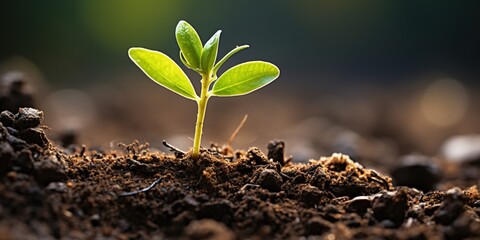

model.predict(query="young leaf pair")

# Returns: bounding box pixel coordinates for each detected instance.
[129,20,280,158]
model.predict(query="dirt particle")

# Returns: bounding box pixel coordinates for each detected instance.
[127,158,152,174]
[325,154,349,172]
[14,108,43,130]
[102,226,113,236]
[310,168,329,190]
[256,169,283,192]
[66,181,74,188]
[300,185,324,207]
[183,219,235,240]
[372,190,409,227]
[33,157,66,185]
[90,214,101,227]
[247,147,270,165]
[0,141,14,173]
[379,219,396,228]
[6,127,17,136]
[443,211,480,239]
[306,216,332,235]
[14,150,34,172]
[0,123,7,140]
[0,111,15,127]
[112,184,122,191]
[267,140,286,165]
[199,199,234,222]
[346,196,373,215]
[46,182,68,192]
[434,187,465,225]
[168,195,199,218]
[6,171,17,181]
[63,210,73,218]
[6,133,27,150]
[19,127,48,147]
[292,172,306,184]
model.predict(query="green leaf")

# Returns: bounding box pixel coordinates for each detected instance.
[201,30,221,75]
[179,50,190,68]
[129,47,198,100]
[213,45,249,76]
[211,61,280,97]
[175,20,203,69]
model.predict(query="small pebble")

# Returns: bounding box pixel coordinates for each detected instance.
[90,214,101,227]
[441,135,480,164]
[14,108,43,130]
[391,154,441,192]
[66,181,74,188]
[46,182,67,192]
[446,187,463,197]
[63,210,73,218]
[380,219,396,228]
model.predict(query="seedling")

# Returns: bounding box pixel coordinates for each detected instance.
[129,20,280,159]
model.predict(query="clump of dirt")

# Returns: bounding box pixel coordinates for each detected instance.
[0,72,35,113]
[1,108,480,239]
[0,108,65,184]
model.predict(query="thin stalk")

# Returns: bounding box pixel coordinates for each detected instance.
[192,74,211,159]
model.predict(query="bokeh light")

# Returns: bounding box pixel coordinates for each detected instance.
[420,79,468,127]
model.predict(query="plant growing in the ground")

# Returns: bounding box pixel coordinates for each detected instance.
[128,20,280,159]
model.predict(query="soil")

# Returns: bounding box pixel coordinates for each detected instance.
[1,74,480,240]
[1,107,480,240]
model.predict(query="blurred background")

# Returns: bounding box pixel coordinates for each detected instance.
[1,1,480,172]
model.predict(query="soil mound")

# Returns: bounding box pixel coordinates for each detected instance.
[1,108,480,239]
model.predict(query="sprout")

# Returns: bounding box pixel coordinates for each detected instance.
[128,20,280,159]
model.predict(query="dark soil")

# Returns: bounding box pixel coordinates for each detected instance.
[1,108,480,239]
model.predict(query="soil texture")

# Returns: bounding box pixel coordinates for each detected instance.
[1,108,480,239]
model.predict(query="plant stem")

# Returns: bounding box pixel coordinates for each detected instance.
[192,74,210,159]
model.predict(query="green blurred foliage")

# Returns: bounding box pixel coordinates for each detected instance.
[79,0,183,53]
